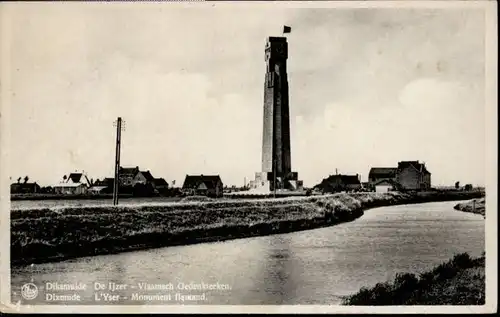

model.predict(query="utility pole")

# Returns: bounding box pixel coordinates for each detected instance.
[112,117,125,205]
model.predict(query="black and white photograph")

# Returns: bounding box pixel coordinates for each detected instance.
[0,0,497,314]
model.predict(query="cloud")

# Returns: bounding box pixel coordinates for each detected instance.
[7,5,487,187]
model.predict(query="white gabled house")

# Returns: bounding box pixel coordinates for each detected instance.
[53,172,91,195]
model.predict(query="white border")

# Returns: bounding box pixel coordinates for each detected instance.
[0,0,497,314]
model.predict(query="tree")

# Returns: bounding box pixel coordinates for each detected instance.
[24,176,29,183]
[455,181,460,189]
[17,177,21,183]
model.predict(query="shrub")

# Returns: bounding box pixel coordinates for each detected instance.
[451,253,474,269]
[343,253,485,305]
[433,262,458,281]
[393,272,419,293]
[342,287,372,305]
[418,270,435,287]
[369,282,392,304]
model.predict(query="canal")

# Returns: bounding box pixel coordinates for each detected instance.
[10,200,485,305]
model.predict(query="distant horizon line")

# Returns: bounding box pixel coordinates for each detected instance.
[8,173,485,189]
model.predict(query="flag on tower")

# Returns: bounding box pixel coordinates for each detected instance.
[283,25,292,34]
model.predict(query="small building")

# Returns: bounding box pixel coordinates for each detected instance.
[54,183,88,195]
[119,166,140,187]
[153,178,169,190]
[93,178,114,193]
[374,179,397,193]
[10,182,41,194]
[95,169,169,196]
[133,170,155,186]
[368,167,397,184]
[152,178,169,195]
[396,161,431,191]
[361,182,372,192]
[88,186,108,195]
[53,172,91,195]
[118,167,160,189]
[94,177,114,187]
[182,175,224,198]
[66,172,91,185]
[315,174,362,193]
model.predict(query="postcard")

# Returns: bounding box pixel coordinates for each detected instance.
[0,0,497,314]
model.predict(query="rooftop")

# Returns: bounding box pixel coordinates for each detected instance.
[369,167,397,177]
[183,175,222,190]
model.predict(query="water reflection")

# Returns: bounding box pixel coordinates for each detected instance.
[259,235,298,304]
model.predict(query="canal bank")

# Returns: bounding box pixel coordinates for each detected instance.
[454,198,486,217]
[11,190,484,266]
[342,252,485,305]
[10,200,485,305]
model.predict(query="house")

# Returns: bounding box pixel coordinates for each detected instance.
[374,179,397,193]
[361,182,372,191]
[368,167,397,184]
[88,186,108,195]
[53,172,91,195]
[315,174,362,193]
[133,170,155,185]
[182,175,224,197]
[66,172,91,185]
[54,183,88,195]
[153,178,169,191]
[98,167,169,195]
[118,166,140,187]
[94,177,114,188]
[118,167,161,189]
[10,182,41,194]
[91,178,114,193]
[395,161,431,191]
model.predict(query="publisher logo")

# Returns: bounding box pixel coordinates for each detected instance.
[21,283,38,300]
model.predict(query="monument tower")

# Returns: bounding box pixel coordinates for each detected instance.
[253,36,303,192]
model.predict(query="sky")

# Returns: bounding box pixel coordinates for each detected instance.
[4,3,490,188]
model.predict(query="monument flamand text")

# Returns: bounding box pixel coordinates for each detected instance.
[252,36,303,192]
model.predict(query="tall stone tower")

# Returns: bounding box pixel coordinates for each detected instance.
[253,36,302,192]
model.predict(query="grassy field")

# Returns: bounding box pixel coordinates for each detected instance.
[454,198,486,217]
[11,190,485,266]
[10,193,134,201]
[342,252,485,305]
